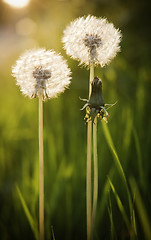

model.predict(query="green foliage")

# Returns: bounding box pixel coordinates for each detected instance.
[16,185,39,240]
[129,178,151,240]
[108,178,131,232]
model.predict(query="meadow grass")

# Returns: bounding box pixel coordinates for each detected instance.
[0,54,151,240]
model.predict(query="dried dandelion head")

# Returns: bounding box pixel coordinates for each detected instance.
[62,15,122,67]
[12,48,71,100]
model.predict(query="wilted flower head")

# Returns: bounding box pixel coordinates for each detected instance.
[62,15,122,67]
[12,48,71,100]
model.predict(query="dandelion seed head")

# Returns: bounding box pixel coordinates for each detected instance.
[62,15,122,67]
[33,66,51,80]
[12,48,71,100]
[84,33,102,49]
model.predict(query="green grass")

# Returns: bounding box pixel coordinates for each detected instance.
[0,56,151,240]
[16,185,39,240]
[129,177,151,240]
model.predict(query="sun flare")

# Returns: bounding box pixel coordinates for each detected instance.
[3,0,30,8]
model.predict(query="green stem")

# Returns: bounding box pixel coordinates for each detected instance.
[87,63,94,240]
[87,121,92,240]
[39,96,44,240]
[92,117,98,239]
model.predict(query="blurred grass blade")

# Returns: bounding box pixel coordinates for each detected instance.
[108,193,117,240]
[102,122,137,237]
[122,109,133,156]
[51,226,56,240]
[129,177,151,240]
[97,167,114,223]
[133,128,145,188]
[108,178,130,230]
[16,185,39,240]
[101,121,126,184]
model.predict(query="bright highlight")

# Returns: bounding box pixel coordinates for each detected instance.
[3,0,30,8]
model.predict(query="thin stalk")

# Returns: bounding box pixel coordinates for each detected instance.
[39,95,44,240]
[86,63,94,240]
[92,117,98,239]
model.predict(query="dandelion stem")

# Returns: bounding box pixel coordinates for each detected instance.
[87,63,94,240]
[39,95,44,240]
[87,121,92,240]
[92,117,98,239]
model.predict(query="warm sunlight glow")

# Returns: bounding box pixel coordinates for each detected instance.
[3,0,30,8]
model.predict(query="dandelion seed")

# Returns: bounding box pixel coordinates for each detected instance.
[12,48,71,100]
[62,15,122,67]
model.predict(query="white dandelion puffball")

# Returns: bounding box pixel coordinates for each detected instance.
[12,49,71,100]
[62,15,122,67]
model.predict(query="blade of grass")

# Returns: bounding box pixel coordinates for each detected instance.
[97,167,114,224]
[122,109,133,156]
[108,178,131,230]
[16,185,39,240]
[108,193,117,240]
[129,177,151,240]
[101,121,126,184]
[133,128,145,189]
[51,226,56,240]
[102,122,137,238]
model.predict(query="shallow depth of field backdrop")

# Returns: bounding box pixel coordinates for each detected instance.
[0,0,151,239]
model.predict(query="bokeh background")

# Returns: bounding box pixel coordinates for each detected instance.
[0,0,151,239]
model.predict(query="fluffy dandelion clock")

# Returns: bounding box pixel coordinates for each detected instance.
[12,48,71,100]
[62,15,122,67]
[12,48,71,240]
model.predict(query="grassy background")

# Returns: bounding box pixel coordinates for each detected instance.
[0,0,151,239]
